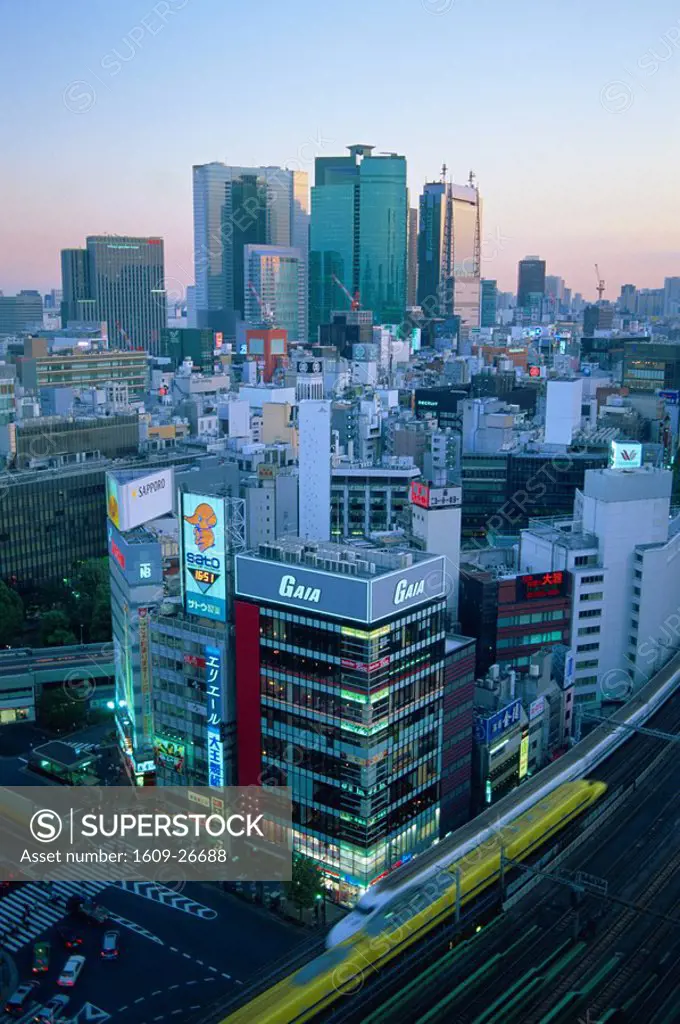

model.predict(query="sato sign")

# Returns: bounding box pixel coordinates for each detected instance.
[474,698,522,744]
[205,645,225,788]
[107,469,174,533]
[609,440,642,470]
[182,493,227,622]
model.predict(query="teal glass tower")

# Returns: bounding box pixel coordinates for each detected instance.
[310,145,407,338]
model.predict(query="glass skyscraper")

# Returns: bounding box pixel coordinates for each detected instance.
[244,245,304,342]
[417,177,482,329]
[310,145,407,338]
[192,163,309,340]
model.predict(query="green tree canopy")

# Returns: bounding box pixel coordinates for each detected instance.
[38,686,88,733]
[284,855,325,920]
[39,609,78,647]
[0,581,24,648]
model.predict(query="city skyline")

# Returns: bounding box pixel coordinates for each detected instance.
[2,0,679,299]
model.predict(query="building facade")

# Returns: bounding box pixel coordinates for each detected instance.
[517,256,546,310]
[86,236,166,354]
[18,348,149,397]
[243,245,304,343]
[310,146,407,337]
[234,541,449,902]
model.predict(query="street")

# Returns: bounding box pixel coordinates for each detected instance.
[0,879,309,1023]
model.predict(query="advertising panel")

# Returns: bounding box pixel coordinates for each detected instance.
[205,645,225,788]
[529,696,545,720]
[410,481,430,509]
[369,556,446,622]
[107,523,163,586]
[519,732,529,779]
[235,555,370,621]
[154,737,185,774]
[138,608,153,742]
[182,493,227,622]
[609,440,643,470]
[107,469,174,532]
[474,698,522,744]
[518,571,567,601]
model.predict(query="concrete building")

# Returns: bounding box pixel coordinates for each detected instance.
[17,346,149,398]
[234,539,450,902]
[299,400,331,541]
[330,458,420,539]
[520,467,680,703]
[409,480,462,621]
[0,413,140,470]
[544,379,584,446]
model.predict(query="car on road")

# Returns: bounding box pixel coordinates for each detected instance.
[57,954,86,987]
[56,926,83,950]
[67,895,109,924]
[32,994,70,1023]
[100,929,120,959]
[32,941,51,974]
[5,981,39,1015]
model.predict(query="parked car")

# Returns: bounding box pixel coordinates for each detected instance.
[32,994,70,1023]
[32,942,51,974]
[5,981,39,1015]
[100,930,120,960]
[57,955,86,987]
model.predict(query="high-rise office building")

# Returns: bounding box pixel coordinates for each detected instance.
[407,207,418,307]
[309,145,407,337]
[517,256,546,310]
[234,540,451,902]
[192,163,309,340]
[298,400,331,541]
[61,238,166,353]
[243,245,305,342]
[480,279,497,327]
[60,249,96,326]
[0,292,43,337]
[416,177,481,328]
[619,284,637,315]
[86,236,166,354]
[663,277,680,317]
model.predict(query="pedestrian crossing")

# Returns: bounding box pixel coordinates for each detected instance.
[0,880,106,954]
[114,881,217,919]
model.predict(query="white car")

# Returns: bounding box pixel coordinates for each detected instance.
[57,955,85,987]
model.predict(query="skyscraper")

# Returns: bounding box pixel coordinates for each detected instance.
[85,236,165,354]
[60,248,95,326]
[309,145,407,338]
[663,277,680,317]
[517,256,546,310]
[416,176,482,328]
[407,207,418,307]
[243,244,304,342]
[480,279,498,327]
[192,163,309,340]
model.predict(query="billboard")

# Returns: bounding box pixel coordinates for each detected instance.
[107,523,163,586]
[529,696,545,720]
[205,645,225,788]
[182,493,227,622]
[609,440,642,470]
[107,468,174,532]
[154,737,185,774]
[474,699,522,744]
[519,732,529,779]
[410,482,430,509]
[234,554,446,623]
[518,571,568,601]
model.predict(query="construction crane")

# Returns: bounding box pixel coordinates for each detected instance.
[115,321,130,349]
[247,280,274,326]
[594,264,605,302]
[332,274,361,311]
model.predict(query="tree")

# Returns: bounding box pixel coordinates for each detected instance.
[38,686,88,734]
[39,609,77,647]
[0,581,23,648]
[67,559,112,643]
[284,855,324,921]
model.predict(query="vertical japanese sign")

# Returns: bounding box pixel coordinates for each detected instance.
[138,608,153,742]
[205,644,224,788]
